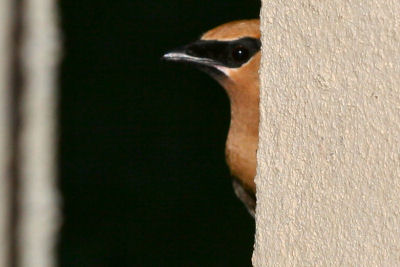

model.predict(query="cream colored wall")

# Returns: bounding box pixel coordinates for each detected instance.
[254,1,400,265]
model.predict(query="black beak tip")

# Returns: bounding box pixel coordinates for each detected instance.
[161,43,191,63]
[160,51,188,63]
[160,52,171,62]
[161,51,175,60]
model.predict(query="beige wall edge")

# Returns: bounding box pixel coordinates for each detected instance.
[0,0,11,265]
[254,1,400,265]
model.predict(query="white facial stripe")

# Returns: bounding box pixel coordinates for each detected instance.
[215,66,230,75]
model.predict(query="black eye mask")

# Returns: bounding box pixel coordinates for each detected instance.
[184,37,261,68]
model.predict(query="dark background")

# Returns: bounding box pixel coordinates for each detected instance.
[59,1,260,266]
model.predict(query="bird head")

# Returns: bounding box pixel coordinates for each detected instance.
[162,19,261,101]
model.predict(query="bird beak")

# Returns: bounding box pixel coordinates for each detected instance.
[162,40,226,78]
[163,40,219,66]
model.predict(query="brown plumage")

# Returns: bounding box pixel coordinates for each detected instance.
[163,19,260,216]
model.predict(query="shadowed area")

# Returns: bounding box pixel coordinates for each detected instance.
[58,0,259,266]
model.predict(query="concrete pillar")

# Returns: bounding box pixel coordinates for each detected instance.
[254,1,400,265]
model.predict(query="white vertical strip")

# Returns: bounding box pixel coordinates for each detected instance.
[0,0,11,265]
[19,0,60,265]
[255,0,400,265]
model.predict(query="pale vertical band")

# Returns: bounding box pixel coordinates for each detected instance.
[18,0,60,266]
[0,0,12,265]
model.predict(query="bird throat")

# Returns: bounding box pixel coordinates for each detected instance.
[220,75,259,193]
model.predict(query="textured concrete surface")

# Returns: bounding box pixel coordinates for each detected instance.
[254,1,400,265]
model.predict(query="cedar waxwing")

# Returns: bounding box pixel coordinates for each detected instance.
[163,19,260,217]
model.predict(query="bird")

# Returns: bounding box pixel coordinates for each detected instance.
[163,19,260,217]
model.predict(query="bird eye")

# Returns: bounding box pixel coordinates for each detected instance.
[231,45,250,63]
